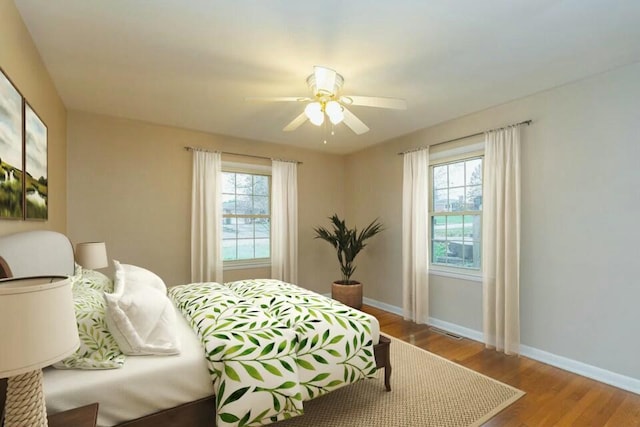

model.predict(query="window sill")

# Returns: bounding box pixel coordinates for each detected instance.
[429,268,482,283]
[223,260,271,271]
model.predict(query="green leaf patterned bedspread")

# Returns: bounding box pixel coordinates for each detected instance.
[169,279,377,427]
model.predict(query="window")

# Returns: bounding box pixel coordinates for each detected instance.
[222,170,270,265]
[430,156,483,272]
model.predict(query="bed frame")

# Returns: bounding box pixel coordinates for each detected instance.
[0,230,391,426]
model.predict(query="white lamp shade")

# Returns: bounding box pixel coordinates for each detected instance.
[75,241,108,269]
[313,66,337,95]
[0,276,79,378]
[304,102,325,126]
[325,101,344,124]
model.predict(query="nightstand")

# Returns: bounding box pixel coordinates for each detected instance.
[48,403,99,427]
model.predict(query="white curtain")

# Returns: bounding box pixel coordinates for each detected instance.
[402,148,430,323]
[271,160,298,283]
[191,150,223,283]
[483,125,521,355]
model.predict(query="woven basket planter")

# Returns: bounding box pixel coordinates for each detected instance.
[331,281,363,309]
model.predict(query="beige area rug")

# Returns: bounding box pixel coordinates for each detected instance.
[278,337,524,427]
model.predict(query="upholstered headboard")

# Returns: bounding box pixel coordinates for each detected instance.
[0,230,75,279]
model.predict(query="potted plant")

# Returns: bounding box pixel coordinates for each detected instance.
[314,214,383,309]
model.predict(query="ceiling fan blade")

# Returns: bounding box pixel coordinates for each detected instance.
[341,95,407,110]
[245,96,311,103]
[283,112,308,132]
[342,107,370,135]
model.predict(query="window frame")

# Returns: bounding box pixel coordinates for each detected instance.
[221,162,271,270]
[429,146,484,280]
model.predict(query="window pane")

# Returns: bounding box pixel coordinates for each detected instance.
[237,239,255,260]
[429,158,482,271]
[223,239,237,261]
[253,195,269,215]
[464,241,481,269]
[237,218,254,238]
[253,175,269,196]
[433,165,448,190]
[449,162,464,187]
[432,216,446,239]
[463,215,480,239]
[222,169,271,264]
[466,185,482,211]
[223,173,236,194]
[236,195,252,215]
[255,238,269,258]
[222,217,237,239]
[446,240,464,265]
[446,216,463,238]
[222,194,236,215]
[449,187,464,212]
[236,174,252,195]
[255,218,270,238]
[432,241,447,264]
[434,189,448,212]
[466,159,482,186]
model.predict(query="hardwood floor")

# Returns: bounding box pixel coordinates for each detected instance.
[361,305,640,427]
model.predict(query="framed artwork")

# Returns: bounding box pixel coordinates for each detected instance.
[24,102,48,220]
[0,68,24,220]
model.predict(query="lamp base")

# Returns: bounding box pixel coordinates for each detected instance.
[5,369,48,427]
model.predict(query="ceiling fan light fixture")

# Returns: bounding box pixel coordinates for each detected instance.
[314,66,337,95]
[307,66,344,97]
[304,101,324,126]
[325,100,344,124]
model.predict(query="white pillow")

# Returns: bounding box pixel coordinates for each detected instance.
[104,261,180,355]
[114,262,166,294]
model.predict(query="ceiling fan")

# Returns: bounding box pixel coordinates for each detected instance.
[247,66,407,135]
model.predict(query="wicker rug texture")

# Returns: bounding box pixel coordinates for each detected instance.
[277,337,524,426]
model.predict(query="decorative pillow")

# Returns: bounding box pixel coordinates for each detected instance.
[103,261,180,356]
[71,262,114,293]
[53,285,125,370]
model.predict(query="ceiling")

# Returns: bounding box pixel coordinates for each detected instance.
[14,0,640,154]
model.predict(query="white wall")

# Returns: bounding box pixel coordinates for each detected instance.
[347,61,640,381]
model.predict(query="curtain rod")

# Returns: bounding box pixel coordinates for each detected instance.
[397,120,532,155]
[184,146,302,164]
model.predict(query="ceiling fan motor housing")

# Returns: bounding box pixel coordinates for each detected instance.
[306,66,344,98]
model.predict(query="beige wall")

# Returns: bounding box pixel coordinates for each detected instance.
[67,110,346,291]
[0,0,67,236]
[346,61,640,380]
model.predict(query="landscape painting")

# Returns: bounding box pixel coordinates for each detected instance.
[0,68,23,220]
[24,102,47,220]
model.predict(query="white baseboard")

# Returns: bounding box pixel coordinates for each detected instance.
[362,297,403,316]
[518,345,640,395]
[363,296,640,395]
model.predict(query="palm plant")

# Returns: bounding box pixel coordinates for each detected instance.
[314,214,384,284]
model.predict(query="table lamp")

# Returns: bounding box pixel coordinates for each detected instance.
[0,276,79,427]
[75,242,108,269]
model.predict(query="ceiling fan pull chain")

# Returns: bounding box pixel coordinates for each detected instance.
[323,117,328,144]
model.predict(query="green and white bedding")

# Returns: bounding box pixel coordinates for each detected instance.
[169,279,377,427]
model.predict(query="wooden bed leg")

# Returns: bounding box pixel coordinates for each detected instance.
[373,335,391,391]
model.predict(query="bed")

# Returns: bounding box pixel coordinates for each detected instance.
[0,230,391,427]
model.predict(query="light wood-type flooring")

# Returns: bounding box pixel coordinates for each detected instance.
[361,305,640,427]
